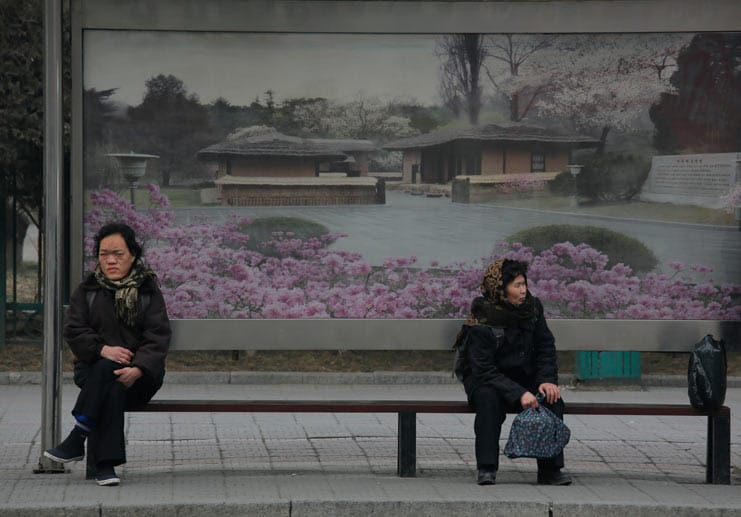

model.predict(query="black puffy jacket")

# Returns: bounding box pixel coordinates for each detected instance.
[461,296,558,405]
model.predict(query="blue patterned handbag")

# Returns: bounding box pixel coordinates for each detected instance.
[504,395,571,459]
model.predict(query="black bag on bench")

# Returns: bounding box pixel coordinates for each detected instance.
[687,334,727,411]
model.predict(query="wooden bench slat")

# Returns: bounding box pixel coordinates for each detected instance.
[563,403,730,417]
[138,399,730,417]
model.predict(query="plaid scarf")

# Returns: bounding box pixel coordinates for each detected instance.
[94,260,157,327]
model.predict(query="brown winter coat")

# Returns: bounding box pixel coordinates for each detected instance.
[64,274,171,379]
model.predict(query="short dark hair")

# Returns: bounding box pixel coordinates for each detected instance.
[501,259,528,289]
[94,223,142,259]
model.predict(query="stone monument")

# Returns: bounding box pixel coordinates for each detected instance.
[640,152,740,208]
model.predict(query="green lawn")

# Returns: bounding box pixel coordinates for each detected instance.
[84,186,205,210]
[135,187,203,208]
[92,187,736,226]
[489,194,736,226]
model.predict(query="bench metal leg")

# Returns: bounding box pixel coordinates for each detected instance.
[706,414,730,484]
[398,411,416,477]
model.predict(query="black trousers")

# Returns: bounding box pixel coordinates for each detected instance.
[470,385,565,472]
[73,359,162,467]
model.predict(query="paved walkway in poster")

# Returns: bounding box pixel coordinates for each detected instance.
[173,191,741,284]
[1,380,739,516]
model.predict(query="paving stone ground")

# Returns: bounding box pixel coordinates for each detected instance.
[1,382,739,516]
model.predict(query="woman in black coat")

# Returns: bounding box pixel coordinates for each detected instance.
[44,222,171,486]
[459,259,571,486]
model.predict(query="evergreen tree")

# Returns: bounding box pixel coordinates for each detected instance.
[126,74,213,186]
[650,33,741,153]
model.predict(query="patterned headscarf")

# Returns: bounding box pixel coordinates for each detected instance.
[458,259,534,332]
[481,260,505,303]
[94,260,157,327]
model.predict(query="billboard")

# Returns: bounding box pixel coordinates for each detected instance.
[71,1,740,348]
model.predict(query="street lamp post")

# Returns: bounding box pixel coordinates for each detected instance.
[106,152,159,207]
[568,164,583,207]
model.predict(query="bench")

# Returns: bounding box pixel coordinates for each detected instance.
[85,399,730,484]
[85,318,734,484]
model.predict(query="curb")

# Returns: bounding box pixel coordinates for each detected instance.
[0,500,739,517]
[1,370,740,388]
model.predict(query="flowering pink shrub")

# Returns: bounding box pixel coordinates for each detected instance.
[84,184,173,270]
[84,186,740,320]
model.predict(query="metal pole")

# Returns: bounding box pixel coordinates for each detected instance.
[36,0,65,473]
[11,176,18,334]
[0,180,6,351]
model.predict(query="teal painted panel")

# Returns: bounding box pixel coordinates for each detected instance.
[576,351,597,379]
[575,351,641,379]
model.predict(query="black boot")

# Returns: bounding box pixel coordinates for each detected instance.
[477,468,497,485]
[95,462,120,486]
[43,428,86,463]
[537,468,572,485]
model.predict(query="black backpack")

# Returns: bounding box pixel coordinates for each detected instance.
[452,324,505,382]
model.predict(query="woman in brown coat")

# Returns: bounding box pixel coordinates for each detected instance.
[44,222,171,486]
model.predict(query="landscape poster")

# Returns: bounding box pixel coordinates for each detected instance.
[82,30,740,321]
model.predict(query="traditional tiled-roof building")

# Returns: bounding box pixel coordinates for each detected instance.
[197,127,381,206]
[385,124,600,184]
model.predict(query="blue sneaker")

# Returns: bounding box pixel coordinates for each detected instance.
[43,430,85,463]
[95,465,120,486]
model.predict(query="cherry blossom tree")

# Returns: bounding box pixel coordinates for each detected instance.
[533,33,691,150]
[290,95,418,141]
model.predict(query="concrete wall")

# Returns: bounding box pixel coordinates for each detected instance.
[547,152,570,173]
[404,146,570,181]
[355,152,370,176]
[401,150,422,183]
[500,147,570,174]
[219,182,384,206]
[481,148,504,175]
[451,173,557,203]
[505,149,534,174]
[224,157,316,178]
[315,152,370,177]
